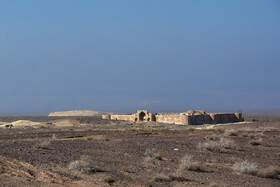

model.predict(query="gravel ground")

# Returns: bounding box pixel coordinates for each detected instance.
[0,116,279,186]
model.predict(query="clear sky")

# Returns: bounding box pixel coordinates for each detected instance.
[0,0,279,115]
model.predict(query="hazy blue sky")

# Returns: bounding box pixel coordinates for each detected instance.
[0,0,279,114]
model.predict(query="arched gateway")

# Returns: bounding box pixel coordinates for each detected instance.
[137,110,149,121]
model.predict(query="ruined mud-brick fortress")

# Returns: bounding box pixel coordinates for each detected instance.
[102,110,242,125]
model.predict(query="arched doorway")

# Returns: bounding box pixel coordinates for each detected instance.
[139,112,146,121]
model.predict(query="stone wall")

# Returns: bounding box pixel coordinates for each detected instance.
[102,115,110,120]
[186,113,242,125]
[187,114,213,125]
[102,110,243,125]
[209,113,242,124]
[155,114,187,125]
[109,114,136,122]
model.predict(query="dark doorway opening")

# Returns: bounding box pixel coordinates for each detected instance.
[139,112,146,121]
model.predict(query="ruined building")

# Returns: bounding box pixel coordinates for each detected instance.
[102,110,242,125]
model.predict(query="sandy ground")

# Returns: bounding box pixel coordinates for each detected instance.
[0,115,279,186]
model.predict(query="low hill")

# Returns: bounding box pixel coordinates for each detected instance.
[48,110,112,117]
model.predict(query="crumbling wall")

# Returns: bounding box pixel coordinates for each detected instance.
[102,111,243,125]
[187,113,242,125]
[209,113,242,124]
[102,115,110,120]
[235,113,242,121]
[187,114,213,125]
[155,114,187,125]
[110,114,136,122]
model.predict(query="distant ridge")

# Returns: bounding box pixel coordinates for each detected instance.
[48,110,112,117]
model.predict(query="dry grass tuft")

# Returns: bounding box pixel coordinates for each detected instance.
[233,160,257,175]
[179,155,204,172]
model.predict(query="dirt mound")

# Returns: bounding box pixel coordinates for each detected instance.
[0,120,44,128]
[48,110,112,117]
[0,155,65,186]
[52,119,81,127]
[11,120,42,127]
[0,155,106,186]
[186,110,205,115]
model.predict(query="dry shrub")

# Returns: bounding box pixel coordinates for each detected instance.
[0,166,5,173]
[256,132,265,138]
[179,155,204,172]
[34,140,51,149]
[225,129,238,136]
[34,134,57,149]
[153,174,188,183]
[68,160,100,174]
[104,176,116,184]
[241,127,254,132]
[250,139,262,146]
[153,174,171,182]
[52,134,56,140]
[208,183,226,187]
[145,148,163,160]
[233,160,257,175]
[198,141,220,152]
[169,175,189,182]
[257,166,280,179]
[144,148,163,166]
[86,136,94,140]
[221,138,236,149]
[217,128,225,134]
[198,138,236,152]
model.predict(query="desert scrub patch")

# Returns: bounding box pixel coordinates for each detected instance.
[153,174,189,183]
[68,160,101,174]
[179,155,204,172]
[153,174,171,182]
[144,148,163,166]
[198,137,236,152]
[233,160,257,175]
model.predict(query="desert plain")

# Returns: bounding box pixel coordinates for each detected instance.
[0,114,279,186]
